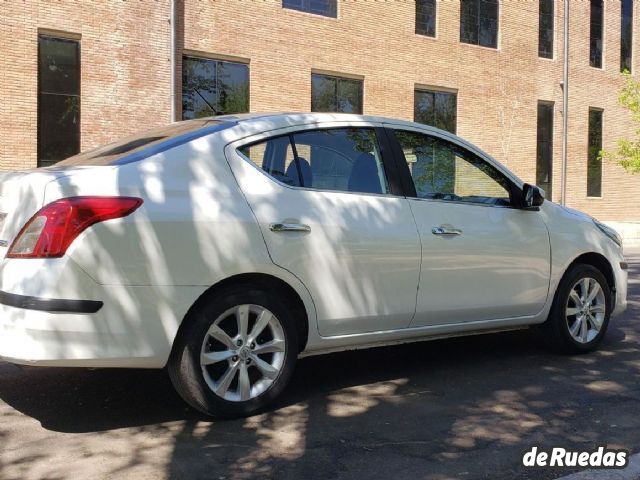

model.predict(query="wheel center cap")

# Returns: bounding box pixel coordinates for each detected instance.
[238,347,250,361]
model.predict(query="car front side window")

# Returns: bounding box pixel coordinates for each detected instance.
[238,128,390,195]
[394,130,512,206]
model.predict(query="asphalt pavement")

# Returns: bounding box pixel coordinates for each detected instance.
[0,248,638,480]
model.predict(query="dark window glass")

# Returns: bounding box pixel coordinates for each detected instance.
[587,108,603,197]
[460,0,499,48]
[414,90,457,134]
[395,130,512,206]
[621,0,633,72]
[538,0,554,58]
[590,0,604,68]
[311,74,363,114]
[536,102,554,198]
[238,128,389,195]
[38,36,80,167]
[282,0,337,17]
[58,119,229,166]
[182,56,249,119]
[416,0,436,37]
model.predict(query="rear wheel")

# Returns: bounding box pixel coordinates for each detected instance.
[539,264,611,353]
[168,285,299,418]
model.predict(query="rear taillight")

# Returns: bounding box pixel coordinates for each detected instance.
[7,196,143,259]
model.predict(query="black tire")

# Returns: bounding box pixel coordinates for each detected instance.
[168,284,299,419]
[538,264,612,354]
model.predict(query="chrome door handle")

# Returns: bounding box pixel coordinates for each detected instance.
[432,226,462,236]
[270,223,311,233]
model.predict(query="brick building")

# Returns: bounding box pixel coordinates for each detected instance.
[1,0,639,234]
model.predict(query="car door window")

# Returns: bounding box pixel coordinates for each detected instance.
[238,128,390,195]
[395,130,512,206]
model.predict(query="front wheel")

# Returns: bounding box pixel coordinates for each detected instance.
[539,264,611,354]
[168,285,299,418]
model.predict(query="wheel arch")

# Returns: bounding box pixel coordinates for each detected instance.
[564,252,615,294]
[170,273,310,362]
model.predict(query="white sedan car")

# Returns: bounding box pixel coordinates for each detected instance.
[0,113,628,418]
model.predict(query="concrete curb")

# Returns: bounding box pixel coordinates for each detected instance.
[554,453,640,480]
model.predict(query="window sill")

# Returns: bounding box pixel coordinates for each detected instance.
[459,41,499,52]
[282,7,338,20]
[415,32,438,41]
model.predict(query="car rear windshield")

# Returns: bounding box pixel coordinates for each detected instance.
[56,119,231,167]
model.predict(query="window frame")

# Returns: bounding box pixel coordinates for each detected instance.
[233,124,405,197]
[37,34,81,168]
[282,0,337,18]
[587,107,604,198]
[538,0,554,59]
[590,0,604,69]
[384,126,523,209]
[536,101,554,199]
[414,88,458,134]
[311,72,364,114]
[416,0,437,38]
[620,0,633,73]
[459,0,500,49]
[181,54,250,119]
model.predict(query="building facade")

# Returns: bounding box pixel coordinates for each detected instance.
[1,0,639,230]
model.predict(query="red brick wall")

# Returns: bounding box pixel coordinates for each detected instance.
[1,0,639,221]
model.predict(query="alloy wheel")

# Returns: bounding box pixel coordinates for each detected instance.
[200,304,286,402]
[565,277,606,344]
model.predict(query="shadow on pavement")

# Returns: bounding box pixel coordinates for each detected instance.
[0,253,637,480]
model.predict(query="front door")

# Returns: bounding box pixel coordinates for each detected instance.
[389,127,551,327]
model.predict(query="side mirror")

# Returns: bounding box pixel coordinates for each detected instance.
[522,183,545,210]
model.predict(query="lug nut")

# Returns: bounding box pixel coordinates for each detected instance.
[232,355,239,362]
[236,339,243,347]
[250,342,256,349]
[246,358,252,365]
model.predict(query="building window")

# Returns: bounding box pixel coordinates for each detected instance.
[311,73,363,114]
[590,0,604,68]
[38,35,80,167]
[587,108,603,197]
[460,0,499,48]
[414,89,457,133]
[538,0,554,58]
[621,0,633,72]
[416,0,436,37]
[182,56,249,120]
[283,0,337,17]
[536,102,554,198]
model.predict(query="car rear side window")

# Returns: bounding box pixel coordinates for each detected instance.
[238,128,390,195]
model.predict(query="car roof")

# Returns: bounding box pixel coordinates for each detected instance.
[203,112,419,129]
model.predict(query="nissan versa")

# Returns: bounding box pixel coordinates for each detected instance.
[0,113,628,418]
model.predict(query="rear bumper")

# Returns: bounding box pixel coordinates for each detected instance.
[0,303,160,368]
[0,257,204,368]
[0,290,103,314]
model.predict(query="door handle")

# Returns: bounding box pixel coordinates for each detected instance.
[432,226,462,236]
[270,223,311,233]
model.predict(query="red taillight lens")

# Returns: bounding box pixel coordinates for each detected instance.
[7,196,143,259]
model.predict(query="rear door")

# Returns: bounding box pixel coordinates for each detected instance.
[387,127,551,326]
[226,124,421,337]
